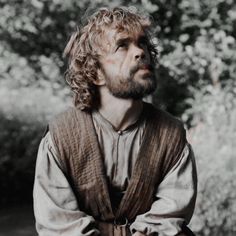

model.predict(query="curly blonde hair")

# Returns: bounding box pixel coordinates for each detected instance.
[63,6,158,111]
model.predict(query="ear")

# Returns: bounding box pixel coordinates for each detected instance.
[93,68,106,86]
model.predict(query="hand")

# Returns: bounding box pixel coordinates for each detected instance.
[132,232,146,236]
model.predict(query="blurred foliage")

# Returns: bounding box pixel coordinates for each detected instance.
[152,0,236,116]
[0,83,69,205]
[186,86,236,236]
[0,0,235,235]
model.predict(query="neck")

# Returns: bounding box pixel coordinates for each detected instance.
[97,86,143,131]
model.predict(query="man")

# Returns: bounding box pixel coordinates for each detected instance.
[33,6,197,236]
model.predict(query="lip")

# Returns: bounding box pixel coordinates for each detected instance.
[137,67,152,76]
[139,64,151,70]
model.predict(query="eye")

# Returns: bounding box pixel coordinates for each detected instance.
[116,43,128,51]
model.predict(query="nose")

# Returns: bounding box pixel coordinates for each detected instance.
[132,44,145,61]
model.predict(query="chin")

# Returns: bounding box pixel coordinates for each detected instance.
[115,80,156,99]
[135,75,155,87]
[135,71,154,80]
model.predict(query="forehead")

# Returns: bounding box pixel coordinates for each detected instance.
[111,28,145,40]
[100,26,145,50]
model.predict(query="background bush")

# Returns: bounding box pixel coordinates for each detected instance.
[0,0,235,235]
[185,86,236,236]
[0,83,69,205]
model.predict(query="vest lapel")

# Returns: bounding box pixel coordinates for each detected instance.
[77,110,115,220]
[115,103,160,219]
[115,103,186,220]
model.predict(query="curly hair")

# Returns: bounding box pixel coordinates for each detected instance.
[63,6,158,111]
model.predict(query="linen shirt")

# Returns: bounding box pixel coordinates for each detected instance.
[33,109,197,236]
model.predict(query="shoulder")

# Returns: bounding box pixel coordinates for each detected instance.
[48,107,94,151]
[48,107,79,147]
[36,131,58,166]
[49,106,91,131]
[50,106,79,124]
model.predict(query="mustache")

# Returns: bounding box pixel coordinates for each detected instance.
[130,62,154,75]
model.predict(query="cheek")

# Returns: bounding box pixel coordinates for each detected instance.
[104,58,122,74]
[106,59,117,72]
[105,58,115,64]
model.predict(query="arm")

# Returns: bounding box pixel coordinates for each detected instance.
[130,143,197,236]
[33,132,100,236]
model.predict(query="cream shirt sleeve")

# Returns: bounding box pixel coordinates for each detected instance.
[33,132,100,236]
[130,143,197,236]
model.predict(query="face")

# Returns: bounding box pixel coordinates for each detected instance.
[97,27,156,99]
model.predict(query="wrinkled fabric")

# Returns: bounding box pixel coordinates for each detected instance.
[33,110,197,236]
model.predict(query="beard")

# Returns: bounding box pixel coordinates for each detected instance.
[103,65,157,99]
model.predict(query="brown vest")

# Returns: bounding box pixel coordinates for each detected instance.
[49,103,188,235]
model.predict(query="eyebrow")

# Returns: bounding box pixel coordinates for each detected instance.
[115,37,131,46]
[115,34,148,46]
